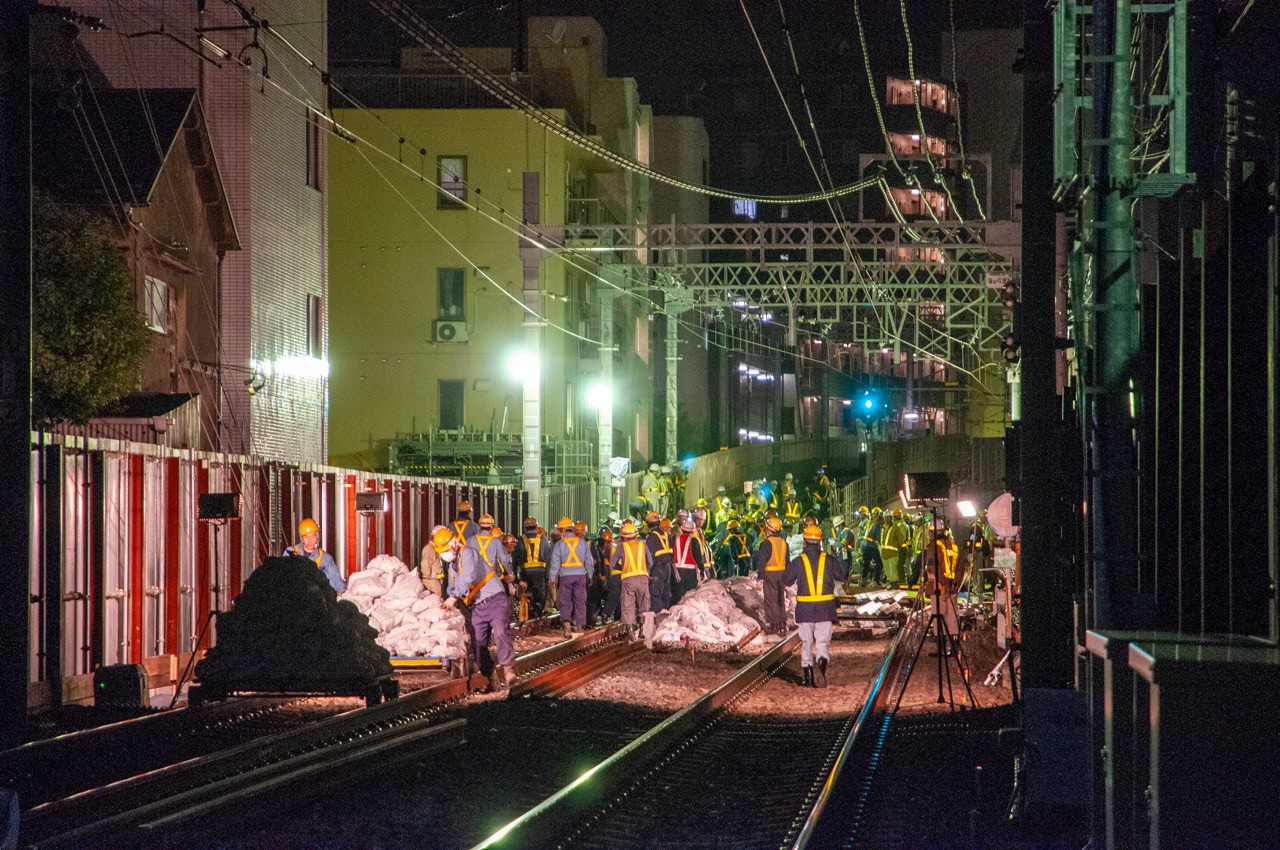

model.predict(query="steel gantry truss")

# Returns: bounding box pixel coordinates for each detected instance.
[556,220,1020,365]
[546,220,1020,467]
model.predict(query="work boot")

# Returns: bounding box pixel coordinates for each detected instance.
[814,657,828,688]
[563,624,572,638]
[802,666,814,687]
[502,664,517,689]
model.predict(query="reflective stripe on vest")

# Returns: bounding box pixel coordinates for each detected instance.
[523,536,546,568]
[291,545,324,568]
[621,540,647,579]
[562,539,584,568]
[674,534,698,569]
[729,534,749,560]
[476,533,504,576]
[453,520,468,540]
[784,501,801,520]
[650,530,672,556]
[764,537,787,571]
[797,553,834,602]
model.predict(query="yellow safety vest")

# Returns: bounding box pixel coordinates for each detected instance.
[523,536,546,568]
[797,553,834,603]
[290,545,324,567]
[650,530,672,556]
[764,537,788,571]
[729,533,749,561]
[452,519,469,540]
[784,500,801,520]
[620,540,648,579]
[562,539,584,568]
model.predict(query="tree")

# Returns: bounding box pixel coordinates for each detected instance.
[31,191,150,424]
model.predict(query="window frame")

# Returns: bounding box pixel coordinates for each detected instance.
[437,155,466,209]
[439,379,464,431]
[437,268,466,321]
[306,293,323,359]
[143,275,169,334]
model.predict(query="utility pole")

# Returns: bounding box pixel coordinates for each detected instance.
[0,1,32,746]
[665,306,679,467]
[520,174,542,522]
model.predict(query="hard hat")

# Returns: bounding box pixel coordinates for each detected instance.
[804,515,818,527]
[502,533,516,547]
[600,528,614,541]
[696,497,707,508]
[608,510,620,522]
[491,527,503,537]
[298,518,319,536]
[802,524,823,542]
[832,515,845,527]
[892,509,902,518]
[765,508,779,519]
[645,510,661,524]
[659,517,672,532]
[785,472,793,481]
[557,517,574,531]
[650,463,660,473]
[660,465,672,474]
[621,519,638,538]
[720,496,732,508]
[727,519,740,531]
[431,527,456,553]
[457,500,471,513]
[764,516,783,534]
[858,505,868,514]
[524,517,538,532]
[816,466,826,476]
[680,516,696,532]
[574,521,588,537]
[693,508,707,522]
[478,513,495,529]
[871,506,882,515]
[677,508,691,520]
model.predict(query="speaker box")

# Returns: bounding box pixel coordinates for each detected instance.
[905,471,951,502]
[198,492,241,521]
[356,492,389,512]
[94,663,149,708]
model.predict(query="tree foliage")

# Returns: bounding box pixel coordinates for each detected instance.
[32,191,151,425]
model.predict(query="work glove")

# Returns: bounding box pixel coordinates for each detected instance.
[442,596,457,610]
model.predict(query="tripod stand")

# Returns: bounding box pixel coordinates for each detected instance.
[892,507,979,711]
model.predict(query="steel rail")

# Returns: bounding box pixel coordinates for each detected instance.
[22,674,475,848]
[509,638,642,700]
[472,633,801,849]
[790,620,911,847]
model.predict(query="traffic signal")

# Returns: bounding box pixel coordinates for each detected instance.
[1000,330,1020,364]
[858,390,889,425]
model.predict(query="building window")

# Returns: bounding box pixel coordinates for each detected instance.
[733,198,757,220]
[143,275,168,333]
[438,268,465,320]
[437,155,466,208]
[306,293,323,359]
[306,110,321,190]
[439,379,464,430]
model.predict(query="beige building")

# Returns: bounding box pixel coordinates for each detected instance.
[330,18,692,516]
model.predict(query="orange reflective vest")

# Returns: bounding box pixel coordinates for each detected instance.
[620,540,648,579]
[764,537,788,571]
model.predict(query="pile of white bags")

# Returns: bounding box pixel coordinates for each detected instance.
[653,576,790,647]
[848,588,911,616]
[339,555,468,659]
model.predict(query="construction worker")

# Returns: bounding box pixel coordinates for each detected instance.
[784,522,848,687]
[713,496,733,534]
[657,466,673,516]
[968,509,998,600]
[922,522,963,649]
[646,513,677,613]
[610,519,653,641]
[860,507,885,587]
[511,517,551,618]
[752,516,790,636]
[444,513,514,691]
[419,525,450,596]
[811,467,833,521]
[286,518,346,592]
[671,515,706,604]
[881,509,909,587]
[452,500,479,542]
[692,505,714,580]
[642,463,663,515]
[827,515,857,593]
[549,517,593,636]
[723,518,752,577]
[592,527,620,626]
[908,513,928,587]
[695,497,714,536]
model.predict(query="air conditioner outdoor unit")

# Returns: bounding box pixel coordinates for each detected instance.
[433,320,468,343]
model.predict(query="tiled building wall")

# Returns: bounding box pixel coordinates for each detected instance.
[50,0,328,463]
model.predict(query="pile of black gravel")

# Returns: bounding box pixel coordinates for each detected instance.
[195,557,392,691]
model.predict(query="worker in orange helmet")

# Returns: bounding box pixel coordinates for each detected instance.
[446,512,515,691]
[286,518,345,592]
[752,516,789,636]
[512,517,551,618]
[452,499,479,542]
[549,517,594,637]
[783,523,849,687]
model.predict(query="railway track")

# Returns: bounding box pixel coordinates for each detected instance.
[474,627,906,849]
[17,623,627,849]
